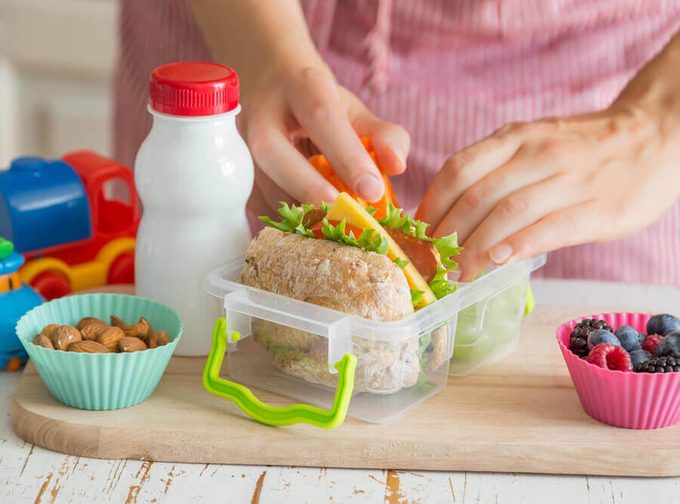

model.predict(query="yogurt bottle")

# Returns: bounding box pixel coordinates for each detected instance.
[135,62,253,356]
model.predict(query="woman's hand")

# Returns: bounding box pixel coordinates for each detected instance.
[241,63,410,215]
[190,0,409,216]
[417,106,680,280]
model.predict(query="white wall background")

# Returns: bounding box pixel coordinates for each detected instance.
[0,0,116,167]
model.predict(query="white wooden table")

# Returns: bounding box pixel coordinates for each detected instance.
[1,279,678,503]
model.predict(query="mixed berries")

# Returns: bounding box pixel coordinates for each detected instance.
[568,314,680,373]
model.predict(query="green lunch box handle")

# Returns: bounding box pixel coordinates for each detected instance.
[203,318,357,429]
[525,285,536,316]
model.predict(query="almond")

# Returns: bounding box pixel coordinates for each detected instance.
[98,326,125,352]
[110,315,126,328]
[123,322,147,339]
[33,333,54,349]
[138,317,153,342]
[118,336,147,352]
[148,330,169,349]
[79,320,107,341]
[40,324,60,339]
[53,325,82,351]
[76,317,105,331]
[68,340,110,353]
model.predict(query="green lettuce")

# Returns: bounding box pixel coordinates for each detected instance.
[259,202,315,238]
[260,201,463,307]
[393,257,409,269]
[410,289,425,306]
[378,203,462,299]
[321,219,389,255]
[260,202,390,255]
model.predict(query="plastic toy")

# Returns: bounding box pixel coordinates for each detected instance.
[0,238,42,371]
[0,151,140,300]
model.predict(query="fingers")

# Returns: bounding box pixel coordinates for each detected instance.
[417,127,523,230]
[432,152,559,242]
[247,121,339,205]
[347,94,409,175]
[359,119,409,175]
[287,67,385,202]
[460,201,597,280]
[457,175,587,279]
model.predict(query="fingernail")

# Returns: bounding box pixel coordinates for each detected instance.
[356,174,384,202]
[322,185,339,202]
[387,141,406,167]
[489,243,513,264]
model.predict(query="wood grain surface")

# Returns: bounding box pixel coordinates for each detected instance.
[11,301,680,477]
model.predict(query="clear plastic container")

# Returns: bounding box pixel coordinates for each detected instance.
[450,254,546,376]
[205,254,545,423]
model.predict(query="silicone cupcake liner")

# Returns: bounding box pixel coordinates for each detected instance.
[557,312,680,429]
[16,293,183,410]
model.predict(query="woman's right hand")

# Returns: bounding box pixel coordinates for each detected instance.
[240,63,410,216]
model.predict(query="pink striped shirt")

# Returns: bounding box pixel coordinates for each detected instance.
[114,0,680,284]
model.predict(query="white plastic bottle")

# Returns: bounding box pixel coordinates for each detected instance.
[135,62,253,356]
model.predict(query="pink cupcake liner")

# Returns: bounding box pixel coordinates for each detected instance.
[557,312,680,429]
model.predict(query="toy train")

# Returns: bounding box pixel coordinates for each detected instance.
[0,151,140,300]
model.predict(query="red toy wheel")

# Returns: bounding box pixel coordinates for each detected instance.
[31,271,72,300]
[108,252,135,284]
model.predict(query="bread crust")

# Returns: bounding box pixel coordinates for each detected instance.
[240,228,413,321]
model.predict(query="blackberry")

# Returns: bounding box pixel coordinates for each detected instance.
[634,355,680,373]
[569,319,613,357]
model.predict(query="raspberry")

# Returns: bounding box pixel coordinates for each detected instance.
[642,335,664,354]
[587,343,633,372]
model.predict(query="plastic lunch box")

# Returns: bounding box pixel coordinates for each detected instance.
[450,254,546,375]
[203,254,546,425]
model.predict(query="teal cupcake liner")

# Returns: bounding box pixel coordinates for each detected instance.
[16,293,183,410]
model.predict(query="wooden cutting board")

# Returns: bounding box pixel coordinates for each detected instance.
[11,301,680,477]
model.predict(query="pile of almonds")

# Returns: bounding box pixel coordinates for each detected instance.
[32,316,169,353]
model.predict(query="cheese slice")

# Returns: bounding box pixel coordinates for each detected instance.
[327,193,437,307]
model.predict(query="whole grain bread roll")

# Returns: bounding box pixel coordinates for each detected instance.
[240,227,413,320]
[239,227,448,393]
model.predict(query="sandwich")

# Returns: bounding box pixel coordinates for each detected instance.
[239,192,462,393]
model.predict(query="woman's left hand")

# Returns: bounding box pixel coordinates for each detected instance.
[417,106,680,280]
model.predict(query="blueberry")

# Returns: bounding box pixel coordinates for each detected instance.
[615,325,641,352]
[646,314,680,336]
[587,329,620,350]
[655,332,680,357]
[630,349,652,367]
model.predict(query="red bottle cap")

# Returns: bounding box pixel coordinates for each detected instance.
[149,62,239,116]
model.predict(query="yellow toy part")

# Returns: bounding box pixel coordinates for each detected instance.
[20,237,135,293]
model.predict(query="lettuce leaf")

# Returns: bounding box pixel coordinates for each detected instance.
[260,201,462,307]
[378,203,462,300]
[259,202,315,238]
[410,289,425,306]
[321,219,389,255]
[429,266,457,299]
[432,233,462,270]
[393,257,409,269]
[259,202,389,255]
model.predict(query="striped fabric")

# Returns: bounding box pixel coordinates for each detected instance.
[114,0,680,284]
